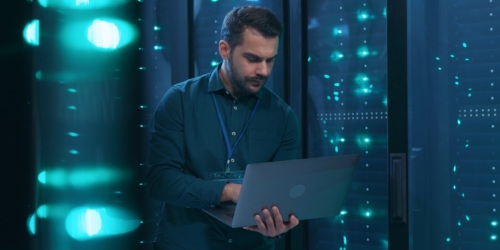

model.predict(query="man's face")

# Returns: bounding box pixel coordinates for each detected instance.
[225,28,279,97]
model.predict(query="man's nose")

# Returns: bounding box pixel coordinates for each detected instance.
[255,61,269,77]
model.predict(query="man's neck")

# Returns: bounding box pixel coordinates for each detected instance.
[218,63,239,98]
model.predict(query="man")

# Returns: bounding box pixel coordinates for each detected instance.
[147,5,300,249]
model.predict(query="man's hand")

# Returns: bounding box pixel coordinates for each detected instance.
[243,206,299,237]
[221,183,241,203]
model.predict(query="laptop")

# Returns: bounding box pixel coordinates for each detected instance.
[203,154,359,228]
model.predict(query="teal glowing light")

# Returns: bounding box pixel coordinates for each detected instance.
[68,132,80,137]
[88,20,120,49]
[357,46,370,58]
[492,221,498,227]
[62,18,137,51]
[333,27,343,36]
[356,135,372,147]
[332,26,348,37]
[211,60,219,67]
[23,19,40,46]
[354,74,373,96]
[27,213,36,235]
[36,204,49,218]
[324,74,331,79]
[65,206,141,241]
[69,149,79,155]
[38,171,47,184]
[462,42,468,48]
[38,0,127,9]
[38,166,131,189]
[68,105,78,110]
[330,51,344,62]
[491,235,498,241]
[357,10,371,22]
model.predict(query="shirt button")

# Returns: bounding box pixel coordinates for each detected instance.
[233,106,238,111]
[230,158,235,163]
[231,131,237,136]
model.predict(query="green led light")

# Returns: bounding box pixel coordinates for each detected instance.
[491,235,498,241]
[211,61,219,67]
[492,221,498,227]
[324,74,331,79]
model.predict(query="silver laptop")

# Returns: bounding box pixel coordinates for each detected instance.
[203,154,359,228]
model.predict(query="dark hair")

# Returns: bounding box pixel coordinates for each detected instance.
[221,5,282,49]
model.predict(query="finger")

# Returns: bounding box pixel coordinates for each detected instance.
[271,206,285,232]
[262,208,277,236]
[244,213,266,233]
[286,214,300,230]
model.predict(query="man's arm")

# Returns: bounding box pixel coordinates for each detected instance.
[147,86,226,208]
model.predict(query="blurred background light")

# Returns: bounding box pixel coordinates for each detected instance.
[65,206,141,241]
[38,167,132,188]
[23,19,40,46]
[37,0,128,9]
[88,19,120,49]
[27,213,37,235]
[61,18,137,51]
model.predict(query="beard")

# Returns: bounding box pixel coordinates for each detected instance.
[227,56,268,97]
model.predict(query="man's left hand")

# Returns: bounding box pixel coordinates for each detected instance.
[243,206,299,237]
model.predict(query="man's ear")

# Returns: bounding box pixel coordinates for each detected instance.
[219,40,230,59]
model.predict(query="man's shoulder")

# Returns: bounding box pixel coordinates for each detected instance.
[260,87,292,109]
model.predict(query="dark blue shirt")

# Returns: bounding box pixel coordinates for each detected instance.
[147,65,300,249]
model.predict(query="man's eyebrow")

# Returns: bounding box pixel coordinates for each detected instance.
[242,52,277,61]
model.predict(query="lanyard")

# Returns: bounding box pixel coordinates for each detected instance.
[211,93,260,174]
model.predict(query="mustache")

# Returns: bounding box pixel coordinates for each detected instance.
[246,75,267,82]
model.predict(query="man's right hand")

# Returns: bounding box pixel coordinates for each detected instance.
[221,183,241,203]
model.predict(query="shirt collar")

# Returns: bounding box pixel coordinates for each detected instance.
[207,63,262,99]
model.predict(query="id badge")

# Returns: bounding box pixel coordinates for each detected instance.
[208,170,245,184]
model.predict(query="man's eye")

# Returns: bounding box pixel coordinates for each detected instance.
[247,57,259,62]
